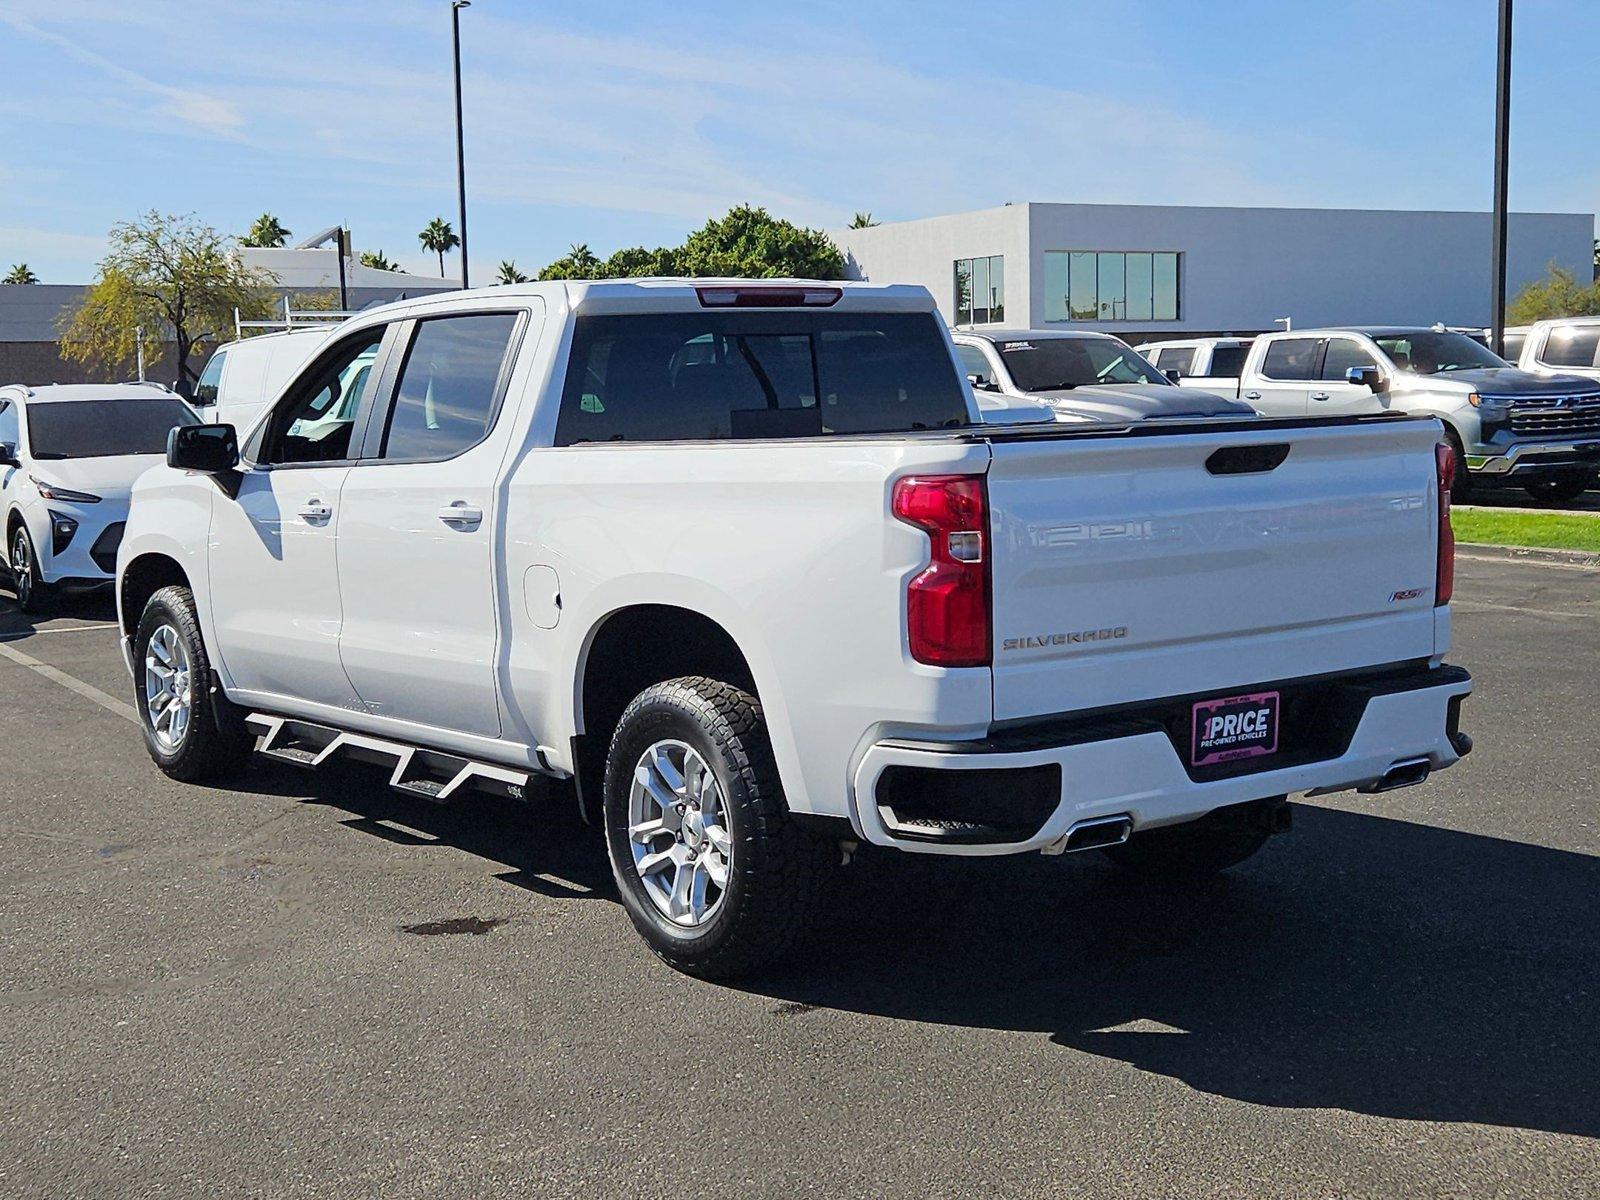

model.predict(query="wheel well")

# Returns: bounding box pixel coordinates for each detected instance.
[572,605,758,823]
[119,554,190,637]
[580,605,757,737]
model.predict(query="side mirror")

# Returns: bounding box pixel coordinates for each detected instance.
[171,377,195,402]
[1346,365,1385,392]
[0,441,18,468]
[1164,368,1183,383]
[967,373,1000,392]
[168,424,239,474]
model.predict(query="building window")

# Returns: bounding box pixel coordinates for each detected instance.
[953,255,1005,325]
[1043,251,1180,322]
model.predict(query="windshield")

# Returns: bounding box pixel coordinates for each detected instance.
[997,337,1166,391]
[26,399,199,459]
[1372,332,1508,376]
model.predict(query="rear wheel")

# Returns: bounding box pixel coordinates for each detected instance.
[9,523,52,615]
[1522,471,1596,505]
[603,676,834,979]
[133,585,252,781]
[1101,798,1283,878]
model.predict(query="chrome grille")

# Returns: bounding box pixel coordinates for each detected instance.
[1501,396,1600,438]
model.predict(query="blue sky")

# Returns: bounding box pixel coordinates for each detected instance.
[2,0,1598,283]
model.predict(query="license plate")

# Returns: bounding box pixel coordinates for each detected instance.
[1191,691,1280,767]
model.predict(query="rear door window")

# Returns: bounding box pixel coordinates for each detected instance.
[379,313,520,461]
[555,311,968,444]
[1260,338,1323,381]
[1540,326,1600,369]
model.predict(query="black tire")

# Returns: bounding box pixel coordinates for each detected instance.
[1101,803,1278,878]
[9,522,53,615]
[602,676,834,979]
[133,584,252,781]
[1522,471,1595,505]
[1442,427,1472,503]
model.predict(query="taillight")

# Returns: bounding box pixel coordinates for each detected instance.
[892,475,991,667]
[1435,441,1456,606]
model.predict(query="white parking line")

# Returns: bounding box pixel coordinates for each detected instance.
[0,638,138,723]
[0,623,117,641]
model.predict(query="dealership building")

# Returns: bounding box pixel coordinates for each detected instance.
[829,202,1596,339]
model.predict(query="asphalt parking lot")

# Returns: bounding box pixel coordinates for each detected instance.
[2,555,1596,1199]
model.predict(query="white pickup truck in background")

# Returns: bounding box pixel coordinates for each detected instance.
[117,280,1473,978]
[953,328,1251,424]
[1158,327,1600,502]
[1138,336,1255,397]
[1510,316,1600,386]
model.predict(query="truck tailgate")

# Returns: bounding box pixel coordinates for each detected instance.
[984,418,1443,723]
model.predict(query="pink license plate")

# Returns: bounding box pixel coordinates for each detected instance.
[1191,691,1280,767]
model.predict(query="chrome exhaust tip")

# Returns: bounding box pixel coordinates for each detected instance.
[1045,813,1134,855]
[1358,757,1432,794]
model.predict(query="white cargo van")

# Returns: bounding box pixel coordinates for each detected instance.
[190,328,337,432]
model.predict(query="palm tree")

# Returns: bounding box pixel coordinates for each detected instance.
[849,212,879,229]
[359,249,399,272]
[496,260,529,284]
[418,217,460,278]
[241,213,291,247]
[3,263,40,284]
[567,243,600,274]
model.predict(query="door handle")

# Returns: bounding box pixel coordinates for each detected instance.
[1309,391,1331,401]
[297,500,333,522]
[438,501,484,527]
[1244,391,1262,401]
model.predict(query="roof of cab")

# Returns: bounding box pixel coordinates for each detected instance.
[324,277,940,327]
[0,382,180,404]
[955,328,1124,344]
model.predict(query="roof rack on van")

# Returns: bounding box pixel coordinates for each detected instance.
[235,296,358,338]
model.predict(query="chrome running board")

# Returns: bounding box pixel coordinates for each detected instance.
[245,713,530,802]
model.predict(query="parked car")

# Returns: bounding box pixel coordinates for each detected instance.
[1508,317,1600,385]
[188,327,337,432]
[117,280,1473,977]
[1168,328,1600,502]
[953,329,1253,423]
[1,383,199,613]
[1137,337,1255,397]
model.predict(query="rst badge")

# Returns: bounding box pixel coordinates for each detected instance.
[1191,691,1280,767]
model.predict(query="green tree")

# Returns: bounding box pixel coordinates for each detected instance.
[1507,263,1600,325]
[537,206,844,282]
[849,212,879,229]
[495,260,529,284]
[358,249,399,272]
[3,263,39,284]
[241,212,291,248]
[418,217,460,278]
[59,211,275,385]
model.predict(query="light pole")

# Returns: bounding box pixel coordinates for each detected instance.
[1490,0,1512,356]
[452,0,471,289]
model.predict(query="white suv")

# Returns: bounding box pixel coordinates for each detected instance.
[1,383,199,612]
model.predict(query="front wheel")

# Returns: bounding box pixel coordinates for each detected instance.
[1523,471,1596,505]
[602,676,834,979]
[133,585,252,781]
[9,523,52,615]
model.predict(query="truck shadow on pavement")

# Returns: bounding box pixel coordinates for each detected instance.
[761,805,1600,1140]
[241,759,1598,1140]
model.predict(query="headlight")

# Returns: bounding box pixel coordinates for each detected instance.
[28,475,101,503]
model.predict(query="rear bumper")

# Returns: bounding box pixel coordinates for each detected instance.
[850,663,1473,857]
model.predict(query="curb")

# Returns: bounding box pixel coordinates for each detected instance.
[1457,542,1600,569]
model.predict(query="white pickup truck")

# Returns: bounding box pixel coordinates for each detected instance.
[116,280,1473,977]
[1153,327,1600,502]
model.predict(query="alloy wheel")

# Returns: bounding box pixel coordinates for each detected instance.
[627,739,733,927]
[143,624,194,751]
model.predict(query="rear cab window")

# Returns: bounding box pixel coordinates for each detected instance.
[554,311,968,444]
[1205,344,1250,377]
